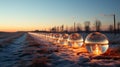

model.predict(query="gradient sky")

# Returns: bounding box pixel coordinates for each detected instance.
[0,0,120,32]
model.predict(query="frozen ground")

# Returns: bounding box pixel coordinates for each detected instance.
[28,32,120,67]
[0,32,120,67]
[0,32,24,47]
[0,33,27,67]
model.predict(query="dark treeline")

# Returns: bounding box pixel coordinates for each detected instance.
[33,21,120,34]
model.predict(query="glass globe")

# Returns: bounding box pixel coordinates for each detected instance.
[85,32,109,55]
[61,33,69,46]
[54,33,62,44]
[48,33,55,42]
[69,33,83,48]
[47,33,52,42]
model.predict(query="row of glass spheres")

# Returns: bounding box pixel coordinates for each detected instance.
[39,32,109,55]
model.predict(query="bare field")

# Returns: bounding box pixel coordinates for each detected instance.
[0,32,120,67]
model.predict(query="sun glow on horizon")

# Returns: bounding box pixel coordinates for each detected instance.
[0,0,120,32]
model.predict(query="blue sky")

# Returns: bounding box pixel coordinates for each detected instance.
[0,0,120,31]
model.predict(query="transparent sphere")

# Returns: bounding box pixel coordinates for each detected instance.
[55,33,61,38]
[62,34,69,40]
[61,33,69,46]
[85,32,109,55]
[69,33,83,48]
[49,33,53,39]
[49,33,55,42]
[54,33,62,44]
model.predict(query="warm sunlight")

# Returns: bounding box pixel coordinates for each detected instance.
[93,44,102,55]
[0,0,120,67]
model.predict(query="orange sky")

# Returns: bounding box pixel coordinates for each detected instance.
[0,0,119,32]
[0,22,110,32]
[0,25,39,32]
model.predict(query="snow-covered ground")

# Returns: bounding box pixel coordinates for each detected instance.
[0,32,119,67]
[0,33,27,67]
[0,32,24,47]
[28,32,120,67]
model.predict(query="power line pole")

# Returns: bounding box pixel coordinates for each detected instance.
[74,22,76,32]
[113,14,116,34]
[73,16,76,32]
[102,14,116,34]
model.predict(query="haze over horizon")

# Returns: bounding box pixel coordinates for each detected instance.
[0,0,120,32]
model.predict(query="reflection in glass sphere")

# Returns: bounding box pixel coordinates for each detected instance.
[69,33,83,48]
[54,33,62,44]
[48,33,53,42]
[61,34,69,46]
[85,32,109,55]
